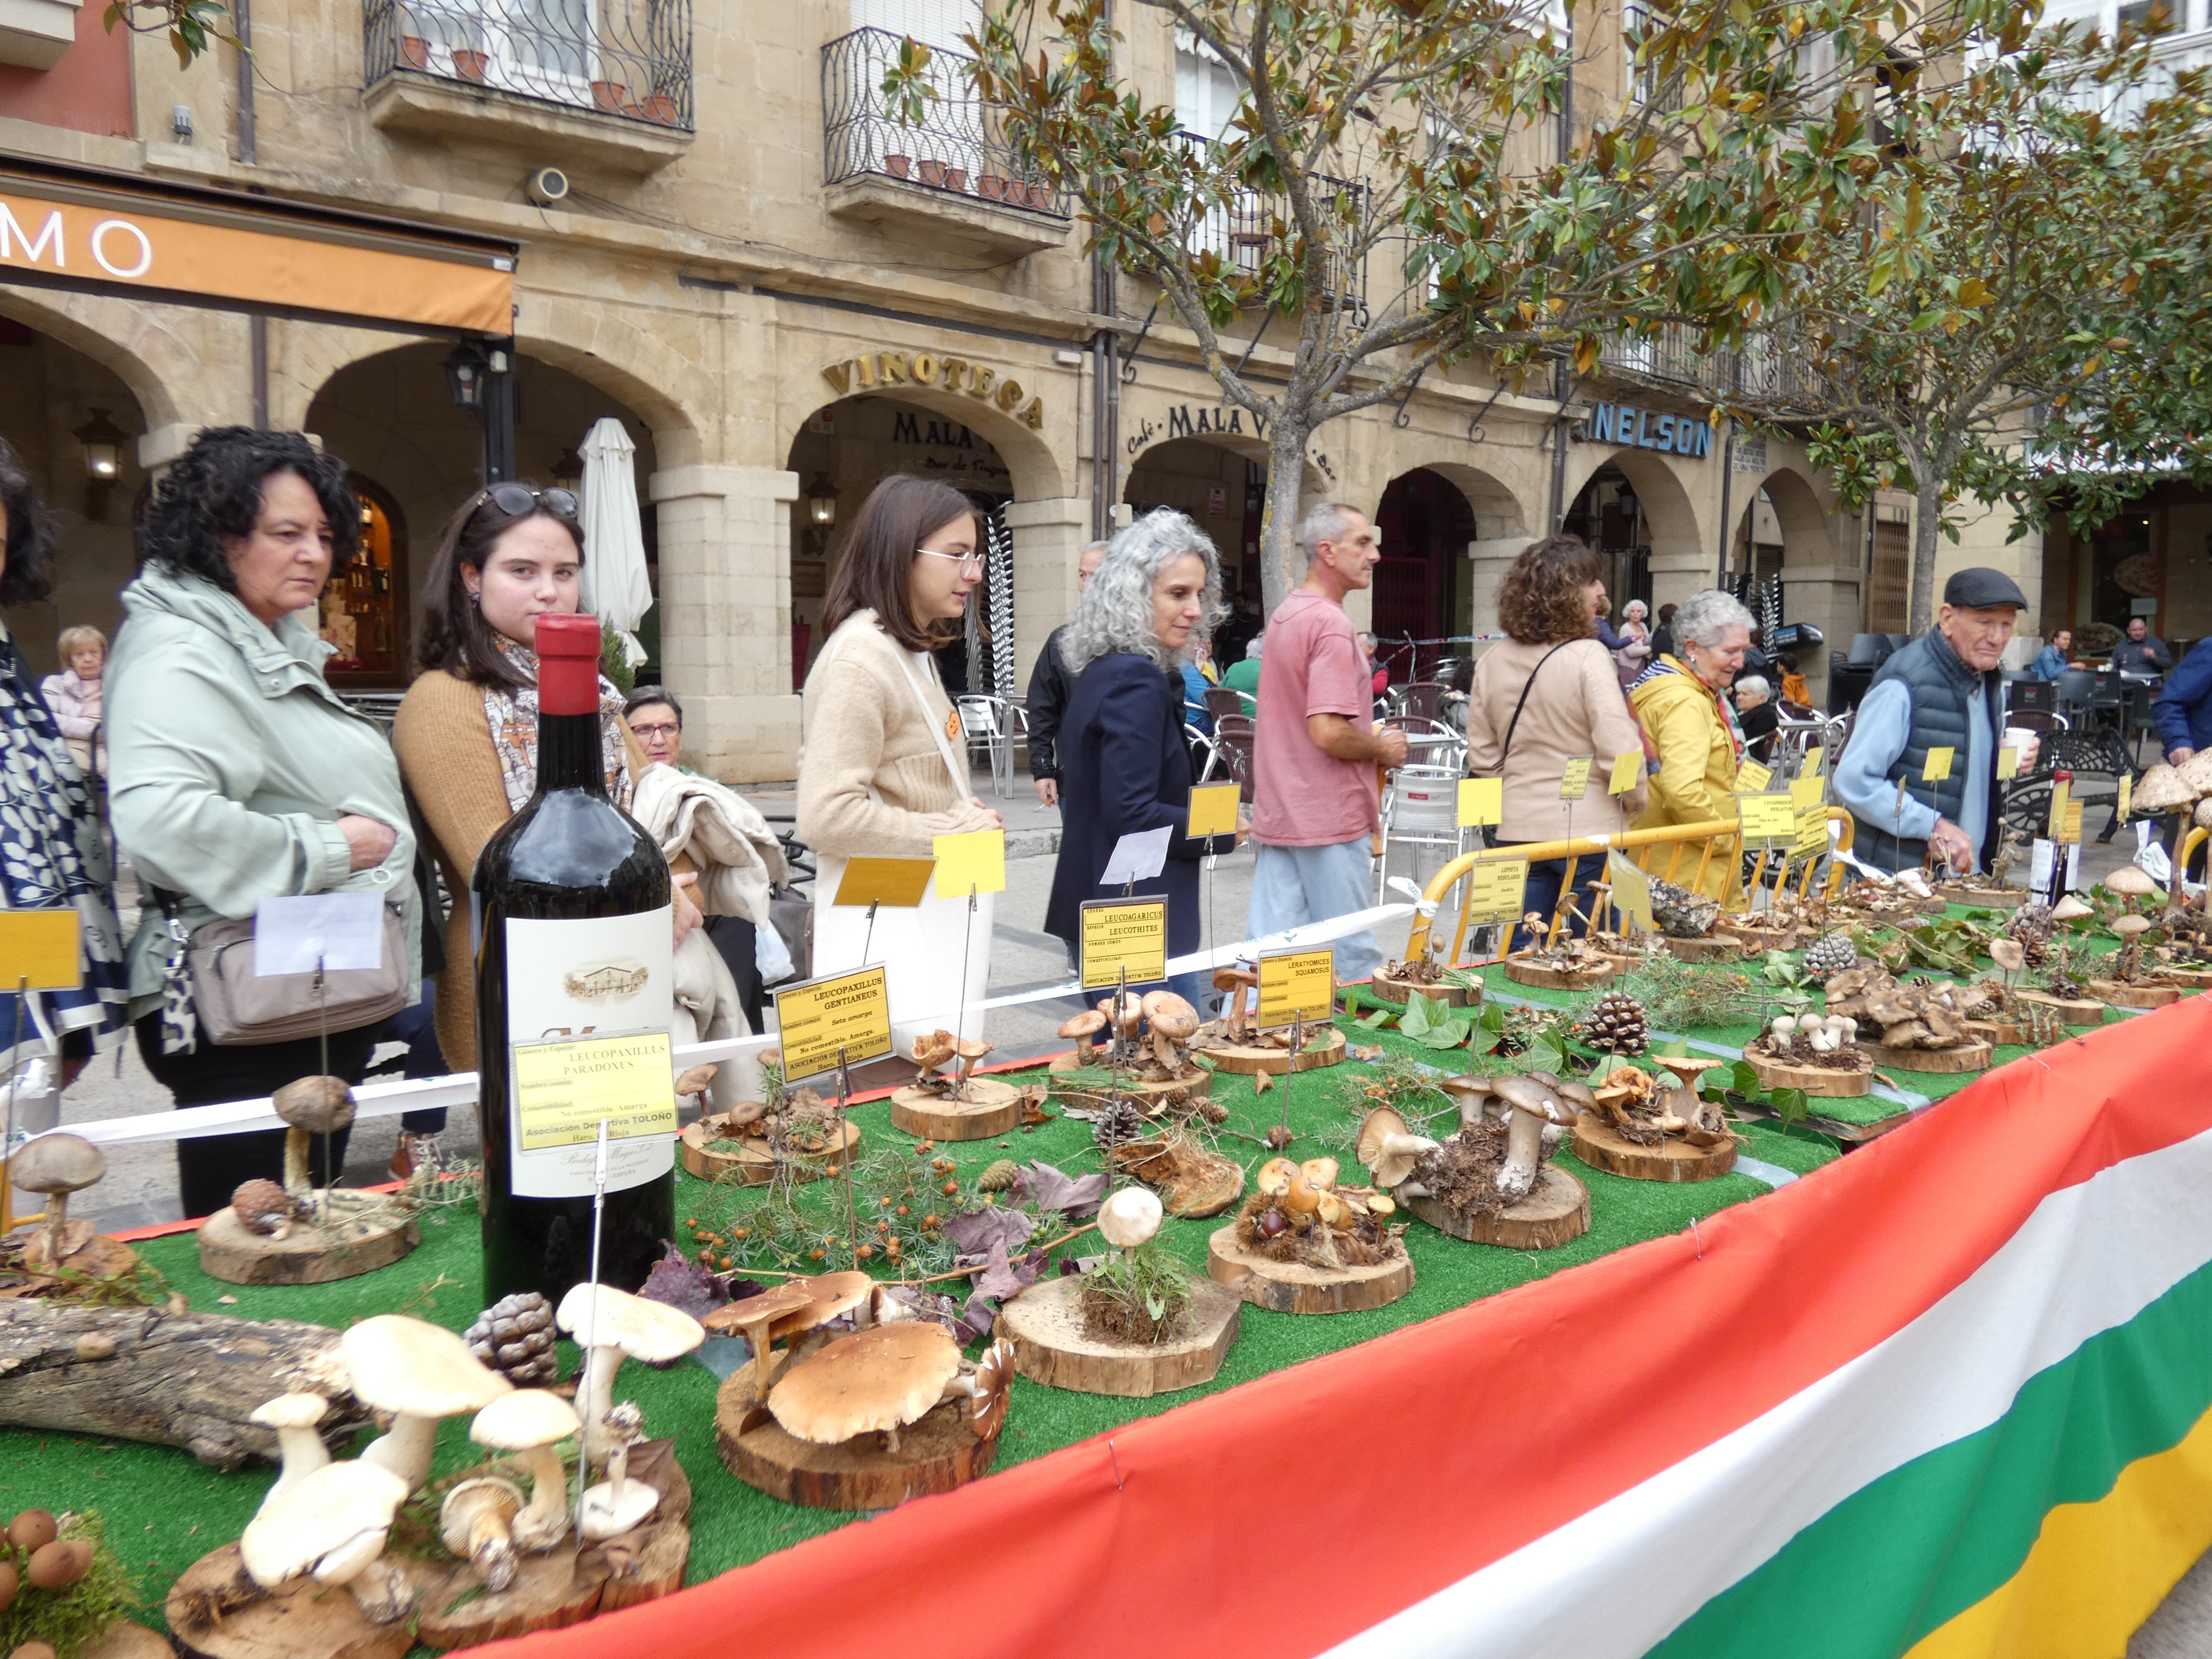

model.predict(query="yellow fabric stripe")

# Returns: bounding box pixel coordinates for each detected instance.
[1904,1403,2212,1659]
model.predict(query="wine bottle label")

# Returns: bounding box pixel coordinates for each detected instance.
[502,907,677,1199]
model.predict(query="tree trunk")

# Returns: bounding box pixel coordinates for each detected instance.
[1909,478,1944,636]
[1259,411,1314,614]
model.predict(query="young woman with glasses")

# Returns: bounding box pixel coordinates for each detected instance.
[797,474,1003,1049]
[393,481,705,1075]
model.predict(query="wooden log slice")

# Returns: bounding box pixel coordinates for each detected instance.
[1739,1043,1872,1098]
[1204,1225,1414,1314]
[166,1543,427,1659]
[413,1548,611,1650]
[1045,1054,1213,1114]
[1964,1017,2029,1047]
[1501,956,1615,991]
[1570,1118,1739,1184]
[1936,884,2027,909]
[2015,989,2109,1026]
[1199,1026,1348,1077]
[678,1117,860,1184]
[2153,964,2212,989]
[594,1519,692,1612]
[996,1271,1242,1397]
[2086,978,2182,1010]
[1858,1039,1993,1073]
[1710,921,1801,951]
[82,1624,176,1659]
[1660,935,1745,962]
[1368,967,1480,1007]
[1403,1166,1591,1247]
[888,1077,1025,1141]
[198,1202,419,1287]
[713,1384,998,1510]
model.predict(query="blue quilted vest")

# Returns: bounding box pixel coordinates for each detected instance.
[1853,627,2003,872]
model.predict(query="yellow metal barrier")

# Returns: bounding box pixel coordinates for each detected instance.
[1406,808,1856,963]
[2180,827,2206,900]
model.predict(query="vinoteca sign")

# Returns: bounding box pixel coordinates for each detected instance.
[822,348,1044,429]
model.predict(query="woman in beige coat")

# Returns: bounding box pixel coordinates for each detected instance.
[797,476,1002,1048]
[1462,535,1647,949]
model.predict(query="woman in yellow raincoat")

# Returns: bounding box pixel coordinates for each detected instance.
[1628,588,1755,900]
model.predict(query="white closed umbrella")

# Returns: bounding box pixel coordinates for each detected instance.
[578,416,652,669]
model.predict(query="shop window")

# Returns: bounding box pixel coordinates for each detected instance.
[324,485,409,688]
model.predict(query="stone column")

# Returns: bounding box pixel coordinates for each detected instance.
[1465,536,1527,642]
[1780,564,1864,709]
[650,464,802,784]
[1648,544,1718,624]
[1006,496,1092,689]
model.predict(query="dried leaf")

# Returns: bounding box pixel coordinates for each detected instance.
[1010,1160,1106,1219]
[943,1205,1036,1257]
[636,1239,731,1320]
[1253,1069,1275,1095]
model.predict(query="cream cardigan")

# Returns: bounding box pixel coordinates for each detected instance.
[1462,636,1649,843]
[797,611,997,860]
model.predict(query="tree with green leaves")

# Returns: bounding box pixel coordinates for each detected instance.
[103,0,234,68]
[891,0,1982,607]
[1723,20,2212,633]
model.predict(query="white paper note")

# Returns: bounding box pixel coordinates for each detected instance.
[1099,826,1173,887]
[254,892,385,975]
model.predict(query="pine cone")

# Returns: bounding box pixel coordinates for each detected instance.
[464,1291,560,1387]
[2009,902,2057,968]
[1578,990,1650,1055]
[976,1158,1019,1193]
[1092,1098,1146,1151]
[230,1177,306,1236]
[1804,932,1860,980]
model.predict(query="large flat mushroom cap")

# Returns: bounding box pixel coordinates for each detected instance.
[768,1270,876,1340]
[2179,752,2212,796]
[768,1323,963,1445]
[2050,895,2095,923]
[1140,991,1200,1040]
[2134,763,2194,813]
[1491,1073,1577,1125]
[1355,1107,1410,1170]
[470,1389,580,1451]
[911,1030,958,1071]
[342,1315,512,1418]
[1254,1157,1298,1197]
[1550,1079,1599,1114]
[7,1133,105,1195]
[240,1459,409,1588]
[1057,1010,1107,1040]
[2104,866,2158,898]
[2111,914,2154,937]
[272,1076,357,1136]
[250,1392,329,1431]
[556,1284,706,1364]
[701,1282,814,1338]
[1299,1157,1340,1192]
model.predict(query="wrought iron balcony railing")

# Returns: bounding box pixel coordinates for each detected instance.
[821,27,1067,216]
[364,0,692,130]
[1167,131,1369,319]
[1599,323,1832,412]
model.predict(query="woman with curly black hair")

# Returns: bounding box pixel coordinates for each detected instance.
[0,437,128,1120]
[106,426,420,1218]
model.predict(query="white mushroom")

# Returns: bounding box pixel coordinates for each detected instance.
[1356,1107,1440,1190]
[2051,894,2095,923]
[578,1402,659,1541]
[440,1476,524,1592]
[555,1284,705,1464]
[1771,1015,1799,1045]
[1097,1186,1163,1250]
[1490,1074,1577,1203]
[469,1389,581,1554]
[341,1314,512,1493]
[249,1392,331,1507]
[239,1458,413,1624]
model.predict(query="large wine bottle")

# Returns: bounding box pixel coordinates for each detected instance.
[473,612,674,1306]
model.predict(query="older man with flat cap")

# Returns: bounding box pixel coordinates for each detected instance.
[1835,567,2035,875]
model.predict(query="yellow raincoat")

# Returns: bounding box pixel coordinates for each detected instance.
[1628,656,1744,901]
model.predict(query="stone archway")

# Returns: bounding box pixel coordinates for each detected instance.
[1382,459,1539,649]
[0,286,207,436]
[1737,465,1851,708]
[1564,444,1710,624]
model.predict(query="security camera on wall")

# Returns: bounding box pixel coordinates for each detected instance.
[525,166,571,207]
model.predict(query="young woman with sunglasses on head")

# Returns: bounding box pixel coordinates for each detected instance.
[393,482,706,1073]
[797,475,1003,1048]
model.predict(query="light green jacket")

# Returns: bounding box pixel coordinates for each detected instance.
[107,565,420,1020]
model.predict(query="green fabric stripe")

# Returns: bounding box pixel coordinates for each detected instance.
[1646,1256,2212,1659]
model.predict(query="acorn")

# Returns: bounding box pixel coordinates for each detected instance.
[27,1538,91,1589]
[6,1510,55,1552]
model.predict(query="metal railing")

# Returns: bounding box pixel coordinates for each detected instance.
[1598,324,1831,412]
[820,27,1067,215]
[1167,131,1368,318]
[365,0,693,129]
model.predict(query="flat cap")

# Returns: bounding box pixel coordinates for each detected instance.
[1942,567,2028,610]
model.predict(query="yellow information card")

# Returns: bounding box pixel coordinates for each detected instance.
[1457,776,1504,827]
[1996,746,2021,782]
[834,857,936,909]
[1804,745,1826,778]
[0,910,82,991]
[1559,758,1593,801]
[512,1030,676,1153]
[1079,898,1167,989]
[774,965,893,1081]
[1790,775,1827,811]
[1187,781,1242,838]
[1257,947,1334,1027]
[2060,801,2085,846]
[2117,773,2133,820]
[1736,791,1797,844]
[1608,751,1643,795]
[2048,780,2072,841]
[1923,746,1955,783]
[1795,805,1832,861]
[1463,858,1531,925]
[932,829,1007,901]
[1606,851,1656,932]
[1735,759,1774,794]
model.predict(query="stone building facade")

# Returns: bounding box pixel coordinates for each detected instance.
[0,0,2022,781]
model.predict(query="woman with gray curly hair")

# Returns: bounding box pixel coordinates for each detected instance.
[1044,510,1243,1001]
[1627,586,1755,899]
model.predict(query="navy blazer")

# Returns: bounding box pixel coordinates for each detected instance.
[1043,650,1231,957]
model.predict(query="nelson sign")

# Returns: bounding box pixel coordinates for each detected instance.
[1573,401,1715,460]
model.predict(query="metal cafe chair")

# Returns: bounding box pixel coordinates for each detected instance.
[1394,681,1452,722]
[1209,715,1257,804]
[955,695,1016,798]
[1374,763,1468,902]
[1204,685,1247,723]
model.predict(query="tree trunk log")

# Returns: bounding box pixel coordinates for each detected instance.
[0,1300,365,1467]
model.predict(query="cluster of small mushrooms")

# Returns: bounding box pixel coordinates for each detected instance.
[699,1049,840,1153]
[1766,1012,1861,1057]
[1822,966,1972,1050]
[234,1287,704,1622]
[1584,1059,1733,1147]
[1237,1154,1401,1264]
[1398,1073,1584,1204]
[909,1029,999,1095]
[1058,990,1201,1075]
[1510,914,1618,972]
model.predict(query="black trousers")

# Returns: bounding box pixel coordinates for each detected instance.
[703,914,768,1033]
[135,1012,377,1221]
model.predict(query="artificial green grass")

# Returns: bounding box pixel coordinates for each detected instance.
[3,1012,1842,1636]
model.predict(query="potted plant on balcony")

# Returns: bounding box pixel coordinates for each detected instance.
[592,78,628,111]
[944,167,968,192]
[399,33,431,68]
[918,159,949,187]
[638,93,680,122]
[884,153,912,178]
[452,47,490,81]
[976,173,1011,201]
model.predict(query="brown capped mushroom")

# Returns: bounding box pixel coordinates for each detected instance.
[1098,993,1145,1042]
[2179,751,2212,796]
[768,1322,963,1455]
[2051,895,2095,923]
[768,1269,876,1343]
[1438,1074,1496,1129]
[1490,1074,1576,1202]
[701,1282,815,1404]
[1254,1157,1298,1198]
[1058,1009,1107,1062]
[440,1476,524,1590]
[674,1065,719,1100]
[2134,763,2194,814]
[9,1134,104,1270]
[2104,865,2158,902]
[1989,938,2026,975]
[952,1036,995,1087]
[1140,991,1200,1071]
[272,1076,355,1200]
[1212,966,1259,1042]
[910,1030,957,1080]
[1298,1156,1340,1193]
[1356,1107,1440,1190]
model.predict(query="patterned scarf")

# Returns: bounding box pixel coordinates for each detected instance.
[481,637,633,813]
[0,626,128,1071]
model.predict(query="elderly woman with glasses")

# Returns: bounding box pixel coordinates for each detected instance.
[1628,586,1757,900]
[106,428,421,1217]
[394,480,704,1073]
[1043,510,1243,1005]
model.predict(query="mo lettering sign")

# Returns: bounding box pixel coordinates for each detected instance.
[822,349,1044,429]
[1574,401,1715,460]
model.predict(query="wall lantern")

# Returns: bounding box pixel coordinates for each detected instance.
[805,472,839,528]
[444,343,489,411]
[74,408,128,517]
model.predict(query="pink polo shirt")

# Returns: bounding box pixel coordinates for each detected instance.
[1251,590,1378,846]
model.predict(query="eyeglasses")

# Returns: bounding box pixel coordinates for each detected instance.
[916,547,985,574]
[475,483,580,522]
[628,721,680,740]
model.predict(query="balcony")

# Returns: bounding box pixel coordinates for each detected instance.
[364,0,693,175]
[1168,131,1370,323]
[1599,324,1831,414]
[820,27,1071,259]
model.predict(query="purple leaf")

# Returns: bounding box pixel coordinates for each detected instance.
[1012,1161,1107,1219]
[971,1237,1032,1304]
[636,1240,730,1322]
[943,1205,1037,1257]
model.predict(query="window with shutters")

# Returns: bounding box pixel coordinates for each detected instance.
[1867,507,1912,634]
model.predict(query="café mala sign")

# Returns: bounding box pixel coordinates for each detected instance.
[822,347,1045,429]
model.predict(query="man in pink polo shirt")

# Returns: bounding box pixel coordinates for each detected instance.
[1247,502,1408,980]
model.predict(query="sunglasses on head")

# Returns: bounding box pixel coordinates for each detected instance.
[475,483,580,522]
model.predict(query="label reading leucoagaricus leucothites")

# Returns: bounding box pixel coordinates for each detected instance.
[503,908,675,1198]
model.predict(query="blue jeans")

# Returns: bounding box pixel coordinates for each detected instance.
[1495,843,1606,952]
[1247,836,1383,983]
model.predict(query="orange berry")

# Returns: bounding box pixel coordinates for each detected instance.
[732,1227,749,1240]
[942,1180,958,1195]
[855,1243,875,1261]
[895,1204,909,1217]
[809,1248,825,1261]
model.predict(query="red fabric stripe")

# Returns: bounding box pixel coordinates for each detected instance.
[468,999,2212,1659]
